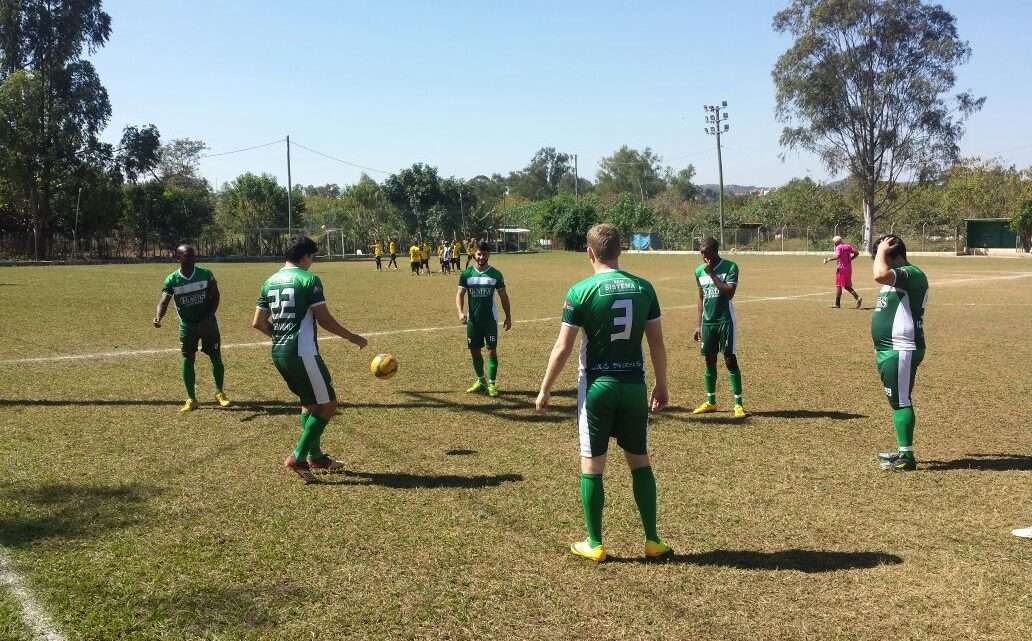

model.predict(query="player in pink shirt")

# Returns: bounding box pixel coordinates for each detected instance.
[823,236,862,308]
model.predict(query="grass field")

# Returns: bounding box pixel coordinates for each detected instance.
[1,251,1031,641]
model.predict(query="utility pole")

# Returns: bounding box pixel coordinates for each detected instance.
[286,135,293,238]
[73,186,83,260]
[573,154,579,197]
[704,101,731,247]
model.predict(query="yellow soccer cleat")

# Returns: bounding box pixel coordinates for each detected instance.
[691,401,718,415]
[570,539,606,563]
[179,398,198,415]
[645,539,673,559]
[486,383,499,398]
[733,404,749,419]
[466,380,486,394]
[214,392,231,407]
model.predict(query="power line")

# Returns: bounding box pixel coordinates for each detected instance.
[199,138,286,159]
[290,141,391,174]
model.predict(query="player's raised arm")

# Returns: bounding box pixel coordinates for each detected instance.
[498,287,512,331]
[154,292,172,327]
[644,319,668,413]
[311,304,367,349]
[535,323,578,413]
[872,237,898,285]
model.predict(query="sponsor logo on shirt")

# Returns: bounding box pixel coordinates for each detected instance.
[600,279,641,296]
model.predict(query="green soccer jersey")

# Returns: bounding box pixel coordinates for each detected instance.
[871,264,928,351]
[256,267,327,358]
[561,270,661,383]
[458,265,505,324]
[694,259,739,324]
[162,266,216,324]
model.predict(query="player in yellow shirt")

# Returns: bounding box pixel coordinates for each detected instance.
[408,242,421,276]
[387,239,399,270]
[371,240,383,272]
[465,239,477,268]
[420,242,431,275]
[451,239,462,271]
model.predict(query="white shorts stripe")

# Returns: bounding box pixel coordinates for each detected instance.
[301,354,331,404]
[577,376,591,457]
[897,350,913,408]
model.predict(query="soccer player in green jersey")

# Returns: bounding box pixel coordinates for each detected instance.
[153,244,230,414]
[871,235,928,472]
[252,236,368,484]
[691,237,747,419]
[456,244,511,397]
[536,224,672,563]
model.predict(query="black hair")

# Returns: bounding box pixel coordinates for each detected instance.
[701,237,719,253]
[285,235,319,263]
[876,234,907,260]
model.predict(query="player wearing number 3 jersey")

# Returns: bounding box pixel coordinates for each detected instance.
[253,236,368,484]
[536,224,672,563]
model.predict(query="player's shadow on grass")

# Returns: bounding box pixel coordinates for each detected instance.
[0,399,183,407]
[749,409,866,420]
[0,482,162,548]
[922,453,1032,472]
[346,389,578,424]
[319,471,522,489]
[659,407,865,424]
[607,549,902,572]
[138,582,312,632]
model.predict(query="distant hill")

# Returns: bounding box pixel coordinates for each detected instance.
[698,184,768,196]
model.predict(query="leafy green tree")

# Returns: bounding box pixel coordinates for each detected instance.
[665,165,698,202]
[773,0,984,251]
[596,146,666,199]
[1013,200,1032,253]
[118,124,161,183]
[540,194,598,250]
[216,173,291,253]
[603,194,654,242]
[383,163,444,234]
[0,0,113,258]
[158,138,208,184]
[508,147,572,200]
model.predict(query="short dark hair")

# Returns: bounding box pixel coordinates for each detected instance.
[876,234,907,260]
[701,237,719,253]
[587,223,621,261]
[286,235,318,263]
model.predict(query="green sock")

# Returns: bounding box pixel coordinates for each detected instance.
[181,357,196,400]
[293,414,329,462]
[299,411,312,453]
[210,352,225,392]
[893,407,916,459]
[631,466,659,542]
[579,473,604,547]
[487,356,498,383]
[472,353,485,380]
[728,368,743,406]
[306,413,330,460]
[704,365,717,403]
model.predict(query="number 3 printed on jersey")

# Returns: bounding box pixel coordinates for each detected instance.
[610,299,632,341]
[269,287,296,320]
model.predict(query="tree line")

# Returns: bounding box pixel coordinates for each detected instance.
[2,1,1030,259]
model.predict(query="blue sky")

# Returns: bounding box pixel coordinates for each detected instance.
[91,0,1032,190]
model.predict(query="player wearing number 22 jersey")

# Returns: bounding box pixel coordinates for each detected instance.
[536,224,671,563]
[253,236,368,484]
[870,235,928,472]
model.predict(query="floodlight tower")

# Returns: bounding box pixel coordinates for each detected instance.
[704,101,731,246]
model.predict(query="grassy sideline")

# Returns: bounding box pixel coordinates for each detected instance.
[1,251,1030,640]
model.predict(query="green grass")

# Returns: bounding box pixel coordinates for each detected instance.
[1,252,1031,640]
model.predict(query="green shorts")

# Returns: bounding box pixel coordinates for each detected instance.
[272,354,337,406]
[699,321,736,355]
[466,320,498,349]
[876,349,924,410]
[179,317,221,357]
[578,377,649,458]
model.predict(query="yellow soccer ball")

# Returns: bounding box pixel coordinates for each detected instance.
[370,353,398,379]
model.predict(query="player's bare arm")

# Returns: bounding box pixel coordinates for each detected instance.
[251,307,273,337]
[694,286,703,342]
[208,279,220,316]
[872,237,898,285]
[154,292,172,327]
[312,304,368,349]
[535,323,578,413]
[498,287,512,331]
[644,319,669,413]
[456,286,467,323]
